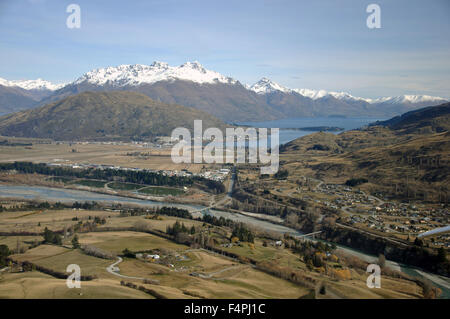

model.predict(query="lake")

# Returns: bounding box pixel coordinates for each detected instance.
[238,117,385,145]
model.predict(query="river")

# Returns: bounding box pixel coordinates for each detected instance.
[0,184,448,298]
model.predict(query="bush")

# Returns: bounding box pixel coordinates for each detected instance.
[122,248,135,258]
[345,178,368,187]
[82,245,115,259]
[43,227,62,245]
[274,170,289,180]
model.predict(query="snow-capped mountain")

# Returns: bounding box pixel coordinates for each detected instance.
[0,77,66,115]
[73,61,238,87]
[0,77,65,91]
[0,61,448,121]
[249,77,292,94]
[248,77,369,102]
[369,95,447,105]
[248,77,447,105]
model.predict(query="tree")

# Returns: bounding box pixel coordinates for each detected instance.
[122,248,135,258]
[437,247,447,263]
[378,254,386,268]
[274,170,289,180]
[319,284,326,295]
[43,227,54,243]
[72,235,80,249]
[414,237,423,247]
[312,254,324,267]
[0,244,10,267]
[43,227,62,245]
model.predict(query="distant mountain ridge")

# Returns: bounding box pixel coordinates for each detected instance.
[1,61,447,121]
[0,77,66,115]
[0,77,66,91]
[371,102,450,134]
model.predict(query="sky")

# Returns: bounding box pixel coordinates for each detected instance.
[0,0,449,99]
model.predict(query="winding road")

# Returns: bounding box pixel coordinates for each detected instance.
[106,257,144,280]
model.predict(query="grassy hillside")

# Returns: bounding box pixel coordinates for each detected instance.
[0,85,38,115]
[0,91,226,140]
[371,102,450,134]
[280,104,450,202]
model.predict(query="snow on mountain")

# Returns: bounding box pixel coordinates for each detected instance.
[249,77,368,101]
[73,61,238,87]
[369,95,447,104]
[291,88,368,102]
[0,77,65,91]
[248,77,447,105]
[1,63,447,106]
[249,77,373,102]
[249,77,292,94]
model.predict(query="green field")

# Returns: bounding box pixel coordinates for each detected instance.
[72,179,107,188]
[47,176,73,183]
[107,182,144,191]
[77,231,187,254]
[138,186,184,196]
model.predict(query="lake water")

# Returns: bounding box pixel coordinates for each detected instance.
[238,117,385,145]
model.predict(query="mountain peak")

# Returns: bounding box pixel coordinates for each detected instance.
[0,77,65,91]
[73,61,238,87]
[150,61,169,69]
[250,77,292,94]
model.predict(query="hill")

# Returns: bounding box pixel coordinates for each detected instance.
[0,91,226,141]
[0,85,39,115]
[370,102,450,134]
[280,103,450,202]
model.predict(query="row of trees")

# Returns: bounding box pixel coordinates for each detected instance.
[200,214,234,227]
[156,207,192,219]
[231,224,254,243]
[0,161,225,193]
[345,178,368,187]
[0,201,99,212]
[166,221,195,237]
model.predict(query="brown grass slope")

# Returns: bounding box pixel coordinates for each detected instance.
[281,103,450,201]
[371,102,450,134]
[0,91,226,140]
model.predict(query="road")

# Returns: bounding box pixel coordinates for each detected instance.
[196,166,236,214]
[106,257,144,280]
[214,166,236,207]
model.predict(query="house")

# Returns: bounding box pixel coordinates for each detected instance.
[146,254,160,260]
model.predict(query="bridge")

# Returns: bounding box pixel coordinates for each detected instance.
[294,231,323,240]
[192,166,236,215]
[417,225,450,238]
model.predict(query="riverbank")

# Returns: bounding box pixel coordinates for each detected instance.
[0,184,448,298]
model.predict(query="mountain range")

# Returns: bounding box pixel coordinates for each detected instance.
[0,61,447,121]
